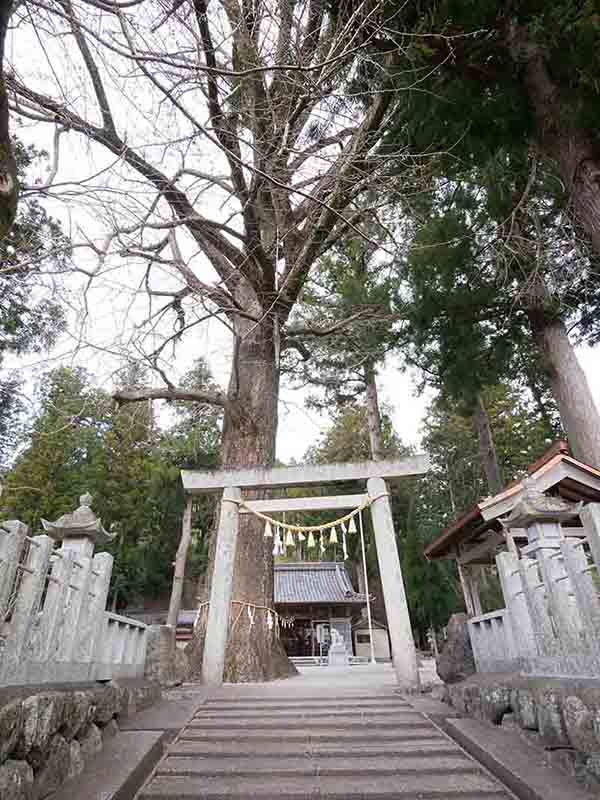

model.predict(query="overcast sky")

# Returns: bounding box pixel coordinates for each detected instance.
[8,120,600,464]
[6,16,600,466]
[278,343,600,462]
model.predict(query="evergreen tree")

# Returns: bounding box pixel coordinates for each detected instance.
[285,225,403,459]
[2,367,107,526]
[399,156,598,466]
[0,138,69,464]
[304,404,460,646]
[304,405,404,465]
[422,384,559,519]
[1,362,221,608]
[380,2,600,256]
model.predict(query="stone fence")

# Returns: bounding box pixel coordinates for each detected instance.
[0,680,161,800]
[0,512,147,687]
[468,502,600,678]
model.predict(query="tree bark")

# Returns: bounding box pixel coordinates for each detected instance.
[221,315,292,681]
[189,299,293,682]
[473,393,504,495]
[0,2,18,241]
[365,362,384,462]
[529,313,600,469]
[523,361,557,436]
[508,25,600,255]
[166,496,193,628]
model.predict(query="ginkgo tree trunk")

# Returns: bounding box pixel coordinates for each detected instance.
[10,0,414,681]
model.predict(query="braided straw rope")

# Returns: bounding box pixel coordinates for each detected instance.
[223,492,389,533]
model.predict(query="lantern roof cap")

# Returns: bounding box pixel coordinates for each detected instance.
[500,478,581,528]
[41,493,114,545]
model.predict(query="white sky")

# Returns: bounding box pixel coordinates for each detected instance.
[6,11,600,465]
[7,124,600,464]
[276,342,600,462]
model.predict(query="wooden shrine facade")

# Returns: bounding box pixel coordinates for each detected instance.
[274,561,366,658]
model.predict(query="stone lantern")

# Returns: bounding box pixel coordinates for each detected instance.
[501,478,581,554]
[41,493,113,558]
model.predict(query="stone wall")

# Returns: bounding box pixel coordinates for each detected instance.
[443,673,600,790]
[0,679,161,800]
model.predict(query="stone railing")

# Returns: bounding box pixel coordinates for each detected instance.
[470,502,600,678]
[0,519,147,687]
[468,609,516,673]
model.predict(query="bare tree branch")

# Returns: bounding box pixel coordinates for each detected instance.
[113,387,228,407]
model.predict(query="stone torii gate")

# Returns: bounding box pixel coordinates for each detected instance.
[181,456,429,689]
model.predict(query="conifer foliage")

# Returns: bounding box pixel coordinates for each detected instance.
[2,361,221,608]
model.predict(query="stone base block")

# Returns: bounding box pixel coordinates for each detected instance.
[443,673,600,791]
[145,625,190,687]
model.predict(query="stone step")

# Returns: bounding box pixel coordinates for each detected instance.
[156,754,479,777]
[443,717,597,800]
[52,730,165,800]
[203,695,410,711]
[203,694,403,705]
[319,774,509,799]
[139,772,509,799]
[197,705,412,717]
[168,738,461,758]
[193,707,417,720]
[186,715,424,730]
[180,726,443,742]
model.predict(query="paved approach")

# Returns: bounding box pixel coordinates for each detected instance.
[138,665,513,799]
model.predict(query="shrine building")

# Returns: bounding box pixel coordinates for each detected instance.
[273,561,390,661]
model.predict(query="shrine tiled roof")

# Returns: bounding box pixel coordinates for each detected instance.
[274,561,366,605]
[424,440,600,560]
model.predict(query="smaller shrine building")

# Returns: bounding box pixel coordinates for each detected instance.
[274,561,389,659]
[425,441,600,676]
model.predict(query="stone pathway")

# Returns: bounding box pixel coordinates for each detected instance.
[138,665,514,799]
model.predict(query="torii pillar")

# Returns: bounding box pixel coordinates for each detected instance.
[368,477,420,690]
[201,486,241,687]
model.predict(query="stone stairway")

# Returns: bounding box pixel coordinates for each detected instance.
[138,689,514,799]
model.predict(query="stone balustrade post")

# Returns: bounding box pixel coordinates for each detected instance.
[496,550,535,660]
[125,625,139,665]
[0,521,29,615]
[96,616,113,675]
[534,543,582,650]
[56,546,93,662]
[581,503,600,574]
[37,548,75,664]
[111,620,127,665]
[518,556,556,658]
[0,534,54,683]
[560,538,600,652]
[85,552,113,664]
[137,628,148,668]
